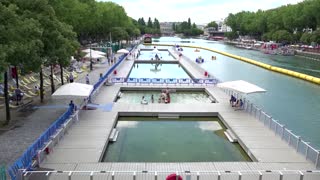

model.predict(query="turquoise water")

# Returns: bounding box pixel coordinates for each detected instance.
[102,117,250,162]
[137,50,176,60]
[143,37,320,149]
[116,90,213,104]
[129,63,190,79]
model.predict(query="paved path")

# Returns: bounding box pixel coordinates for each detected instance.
[0,55,121,166]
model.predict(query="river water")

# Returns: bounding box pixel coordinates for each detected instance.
[154,37,320,149]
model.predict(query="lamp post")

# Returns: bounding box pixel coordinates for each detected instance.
[89,41,93,71]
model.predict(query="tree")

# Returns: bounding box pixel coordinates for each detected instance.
[207,21,218,30]
[147,17,153,28]
[188,18,191,29]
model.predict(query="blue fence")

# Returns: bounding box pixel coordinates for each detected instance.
[7,46,135,180]
[109,77,221,85]
[7,107,72,180]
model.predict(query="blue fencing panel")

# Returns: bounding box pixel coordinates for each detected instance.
[204,79,218,85]
[139,78,151,84]
[192,78,204,84]
[165,78,177,84]
[126,78,137,83]
[152,78,164,84]
[8,107,72,180]
[111,77,124,83]
[179,78,191,84]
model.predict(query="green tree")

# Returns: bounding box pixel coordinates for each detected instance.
[207,21,218,30]
[147,17,153,28]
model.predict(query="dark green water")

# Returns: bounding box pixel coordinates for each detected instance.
[102,117,250,162]
[147,37,320,149]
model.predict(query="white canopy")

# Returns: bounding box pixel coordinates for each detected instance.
[52,83,93,99]
[84,51,105,59]
[217,80,266,94]
[82,49,106,55]
[117,49,129,54]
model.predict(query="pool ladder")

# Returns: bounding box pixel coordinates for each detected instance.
[109,128,119,142]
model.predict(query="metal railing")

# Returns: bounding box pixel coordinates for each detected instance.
[17,170,320,180]
[7,107,73,180]
[109,77,220,86]
[224,89,320,169]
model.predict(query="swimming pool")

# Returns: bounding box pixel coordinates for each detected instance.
[128,63,191,79]
[137,50,176,60]
[102,117,251,162]
[116,90,214,103]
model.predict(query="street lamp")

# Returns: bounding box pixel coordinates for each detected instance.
[89,41,93,71]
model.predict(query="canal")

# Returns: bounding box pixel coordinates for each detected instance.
[153,37,320,149]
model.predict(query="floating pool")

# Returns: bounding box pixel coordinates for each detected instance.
[137,50,176,60]
[116,90,214,103]
[102,117,251,162]
[129,63,191,79]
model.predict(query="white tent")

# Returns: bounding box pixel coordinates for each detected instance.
[84,51,105,59]
[217,80,266,94]
[117,49,129,54]
[52,83,94,99]
[82,49,106,55]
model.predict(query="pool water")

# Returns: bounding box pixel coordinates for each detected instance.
[129,63,191,79]
[102,117,251,162]
[116,90,213,103]
[137,50,176,60]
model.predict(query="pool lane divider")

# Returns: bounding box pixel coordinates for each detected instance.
[145,43,320,85]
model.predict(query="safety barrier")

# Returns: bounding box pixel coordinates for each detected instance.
[7,46,136,180]
[224,89,320,169]
[0,165,6,180]
[147,43,320,85]
[110,78,220,86]
[7,107,73,180]
[18,170,320,180]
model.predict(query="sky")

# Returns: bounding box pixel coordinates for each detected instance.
[98,0,303,24]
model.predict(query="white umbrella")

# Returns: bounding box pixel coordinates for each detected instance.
[82,49,106,55]
[217,80,266,94]
[52,83,93,99]
[117,49,129,54]
[84,51,105,59]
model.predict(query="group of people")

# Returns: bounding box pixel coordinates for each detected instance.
[140,89,171,105]
[230,95,244,110]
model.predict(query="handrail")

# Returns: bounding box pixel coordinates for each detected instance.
[224,89,320,168]
[18,169,320,180]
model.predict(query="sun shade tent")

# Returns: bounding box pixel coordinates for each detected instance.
[52,83,94,99]
[82,49,106,55]
[117,49,129,54]
[84,51,106,59]
[217,80,266,94]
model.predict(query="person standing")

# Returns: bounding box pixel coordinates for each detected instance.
[69,73,74,83]
[85,74,90,84]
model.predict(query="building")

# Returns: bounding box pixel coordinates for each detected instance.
[159,22,175,36]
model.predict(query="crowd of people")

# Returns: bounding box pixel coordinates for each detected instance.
[140,89,171,105]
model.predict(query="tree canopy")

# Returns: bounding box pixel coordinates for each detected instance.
[225,0,320,44]
[174,18,203,36]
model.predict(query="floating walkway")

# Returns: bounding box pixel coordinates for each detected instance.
[25,46,320,180]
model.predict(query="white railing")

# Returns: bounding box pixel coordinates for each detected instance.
[224,89,320,169]
[18,170,320,180]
